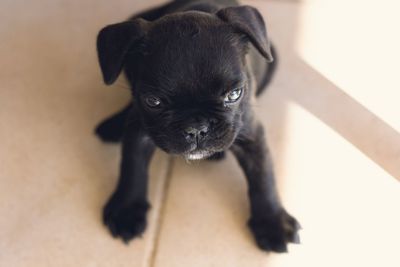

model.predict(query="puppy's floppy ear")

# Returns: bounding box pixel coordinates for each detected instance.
[97,19,148,85]
[217,6,273,62]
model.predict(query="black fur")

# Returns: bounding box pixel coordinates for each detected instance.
[96,0,299,253]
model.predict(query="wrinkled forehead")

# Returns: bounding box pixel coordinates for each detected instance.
[148,11,230,40]
[139,13,246,96]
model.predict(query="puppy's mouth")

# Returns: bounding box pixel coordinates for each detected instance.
[181,135,230,160]
[184,149,212,161]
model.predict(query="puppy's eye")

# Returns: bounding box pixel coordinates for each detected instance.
[145,96,161,108]
[224,87,243,104]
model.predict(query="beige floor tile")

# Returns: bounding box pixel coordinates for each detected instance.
[152,156,270,267]
[295,0,400,136]
[0,1,170,266]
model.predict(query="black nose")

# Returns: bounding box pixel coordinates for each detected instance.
[183,124,209,141]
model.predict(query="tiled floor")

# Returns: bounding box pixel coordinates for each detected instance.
[1,1,399,267]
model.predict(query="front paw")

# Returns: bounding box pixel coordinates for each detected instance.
[248,209,301,253]
[103,196,150,243]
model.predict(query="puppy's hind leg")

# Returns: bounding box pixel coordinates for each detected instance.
[95,103,131,142]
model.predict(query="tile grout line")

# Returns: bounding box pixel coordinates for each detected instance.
[146,156,175,267]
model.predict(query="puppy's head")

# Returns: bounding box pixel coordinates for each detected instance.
[97,6,272,160]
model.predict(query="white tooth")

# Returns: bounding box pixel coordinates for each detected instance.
[187,152,206,160]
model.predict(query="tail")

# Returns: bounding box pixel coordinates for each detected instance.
[255,44,278,97]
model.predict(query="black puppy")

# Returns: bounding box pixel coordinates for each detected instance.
[96,0,300,253]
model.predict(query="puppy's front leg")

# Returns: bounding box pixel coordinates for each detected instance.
[231,123,300,252]
[103,116,155,243]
